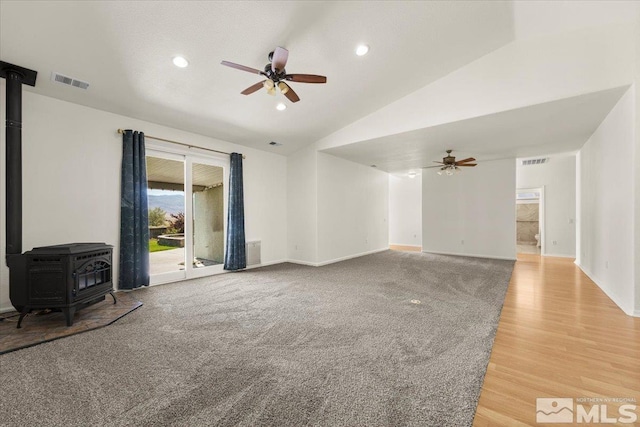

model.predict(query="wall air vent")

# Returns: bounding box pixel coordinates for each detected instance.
[521,158,548,166]
[51,72,90,90]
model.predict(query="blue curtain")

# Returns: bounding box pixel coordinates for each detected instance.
[224,153,246,270]
[119,130,150,289]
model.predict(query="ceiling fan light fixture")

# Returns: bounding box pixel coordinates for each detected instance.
[172,56,189,68]
[267,87,276,96]
[278,82,289,94]
[355,44,369,56]
[264,79,275,89]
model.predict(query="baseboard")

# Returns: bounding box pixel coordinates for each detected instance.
[286,259,318,267]
[422,250,516,261]
[576,262,635,316]
[316,248,388,267]
[288,248,389,267]
[0,305,14,314]
[389,244,422,252]
[543,253,576,259]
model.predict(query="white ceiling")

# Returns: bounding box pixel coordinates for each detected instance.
[0,1,515,155]
[322,86,629,173]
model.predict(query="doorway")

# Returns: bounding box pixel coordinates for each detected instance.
[516,187,544,255]
[146,149,227,284]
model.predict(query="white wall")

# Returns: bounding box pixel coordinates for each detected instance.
[389,174,422,247]
[0,86,287,311]
[516,154,576,257]
[286,144,317,264]
[577,87,635,315]
[422,158,516,260]
[317,153,388,264]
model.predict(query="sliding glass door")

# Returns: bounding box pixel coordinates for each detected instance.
[146,149,227,284]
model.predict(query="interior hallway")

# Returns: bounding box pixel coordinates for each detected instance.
[474,254,640,425]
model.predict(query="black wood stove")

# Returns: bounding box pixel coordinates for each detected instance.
[2,61,116,328]
[8,243,116,328]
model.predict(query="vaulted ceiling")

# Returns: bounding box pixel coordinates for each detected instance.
[1,1,637,162]
[0,1,514,155]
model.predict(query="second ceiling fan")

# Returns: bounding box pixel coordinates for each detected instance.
[221,46,327,103]
[423,150,477,175]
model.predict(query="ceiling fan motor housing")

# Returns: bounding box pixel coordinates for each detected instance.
[263,64,286,82]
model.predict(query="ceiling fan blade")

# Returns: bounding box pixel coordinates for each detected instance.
[455,157,476,164]
[282,83,300,103]
[285,74,327,84]
[272,47,289,72]
[221,61,265,75]
[457,164,477,167]
[241,81,266,95]
[422,165,444,169]
[432,161,445,164]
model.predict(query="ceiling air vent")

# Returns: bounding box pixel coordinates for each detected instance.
[521,158,548,166]
[269,141,282,146]
[51,72,90,90]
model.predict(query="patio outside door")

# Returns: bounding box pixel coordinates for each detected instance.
[146,149,227,285]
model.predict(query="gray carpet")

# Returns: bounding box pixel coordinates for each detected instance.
[0,251,514,427]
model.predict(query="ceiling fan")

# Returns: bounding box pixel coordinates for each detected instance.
[423,150,477,175]
[221,47,327,103]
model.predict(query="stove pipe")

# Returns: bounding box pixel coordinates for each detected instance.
[1,61,38,263]
[5,70,23,256]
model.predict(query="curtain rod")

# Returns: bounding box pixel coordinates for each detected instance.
[116,129,245,159]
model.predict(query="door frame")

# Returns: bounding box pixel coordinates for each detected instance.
[516,187,545,256]
[146,144,229,285]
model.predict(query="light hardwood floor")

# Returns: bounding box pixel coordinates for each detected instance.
[473,254,640,426]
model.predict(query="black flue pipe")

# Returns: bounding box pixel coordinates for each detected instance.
[5,70,23,256]
[1,61,37,263]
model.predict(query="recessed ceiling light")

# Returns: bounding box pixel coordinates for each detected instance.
[172,56,189,68]
[355,44,369,56]
[276,103,286,111]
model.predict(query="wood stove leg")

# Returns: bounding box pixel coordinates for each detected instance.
[109,291,117,305]
[16,307,30,329]
[63,306,76,327]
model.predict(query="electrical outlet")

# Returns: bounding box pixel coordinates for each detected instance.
[553,241,557,245]
[569,218,574,224]
[461,240,464,245]
[295,245,298,251]
[605,261,609,269]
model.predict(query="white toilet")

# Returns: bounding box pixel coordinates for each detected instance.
[534,233,540,248]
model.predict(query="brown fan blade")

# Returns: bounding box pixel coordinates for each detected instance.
[455,157,476,164]
[457,164,477,167]
[285,74,327,84]
[221,61,265,75]
[282,83,300,103]
[272,47,289,72]
[241,81,266,95]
